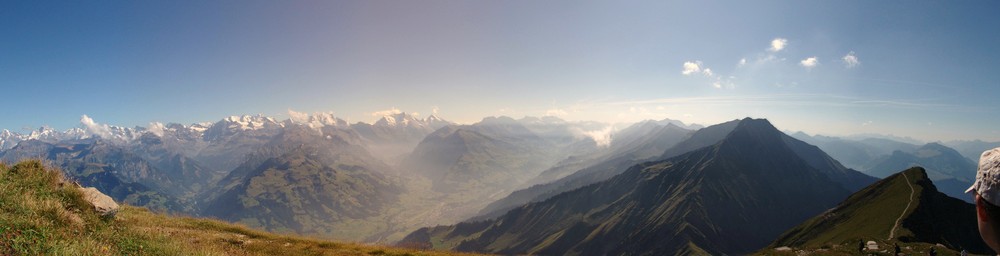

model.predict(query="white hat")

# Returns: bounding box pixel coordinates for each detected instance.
[967,147,1000,206]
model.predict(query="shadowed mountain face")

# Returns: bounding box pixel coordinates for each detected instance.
[200,126,401,238]
[472,121,693,220]
[402,118,868,255]
[129,133,216,196]
[475,118,875,222]
[770,167,990,254]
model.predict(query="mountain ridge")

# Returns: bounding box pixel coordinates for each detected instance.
[402,118,866,255]
[769,167,990,254]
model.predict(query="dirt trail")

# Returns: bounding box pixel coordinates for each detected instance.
[889,172,916,240]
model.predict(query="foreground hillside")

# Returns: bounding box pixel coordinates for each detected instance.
[0,160,477,256]
[764,167,988,255]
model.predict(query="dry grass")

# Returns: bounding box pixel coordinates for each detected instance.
[0,160,486,256]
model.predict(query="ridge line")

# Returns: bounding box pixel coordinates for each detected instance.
[889,172,916,240]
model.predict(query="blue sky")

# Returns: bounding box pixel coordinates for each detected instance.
[1,1,999,141]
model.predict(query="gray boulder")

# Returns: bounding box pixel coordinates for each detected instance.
[80,187,119,218]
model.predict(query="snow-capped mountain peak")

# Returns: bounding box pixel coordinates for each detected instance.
[375,112,422,127]
[287,111,347,128]
[220,114,283,131]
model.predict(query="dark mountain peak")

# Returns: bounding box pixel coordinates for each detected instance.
[659,118,741,159]
[770,166,989,254]
[902,166,931,181]
[718,118,782,146]
[736,117,774,128]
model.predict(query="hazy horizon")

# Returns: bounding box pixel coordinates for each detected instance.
[3,1,999,142]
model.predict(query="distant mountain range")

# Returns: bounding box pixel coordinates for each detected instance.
[0,112,623,241]
[792,133,984,203]
[945,139,1000,163]
[401,118,875,255]
[0,112,456,239]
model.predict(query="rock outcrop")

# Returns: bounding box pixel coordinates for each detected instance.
[80,186,119,218]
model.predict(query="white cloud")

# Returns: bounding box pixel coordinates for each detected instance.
[842,51,860,68]
[800,57,819,69]
[862,121,873,126]
[582,126,615,147]
[681,60,734,88]
[147,122,165,137]
[80,115,112,139]
[288,109,311,123]
[545,108,568,117]
[769,38,788,52]
[431,106,440,115]
[681,61,703,75]
[738,58,747,66]
[370,107,403,117]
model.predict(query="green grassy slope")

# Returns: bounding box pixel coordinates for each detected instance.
[0,160,481,256]
[767,167,989,254]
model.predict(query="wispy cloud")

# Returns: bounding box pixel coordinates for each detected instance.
[370,107,403,117]
[842,51,859,68]
[681,61,734,89]
[768,38,788,52]
[545,108,568,117]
